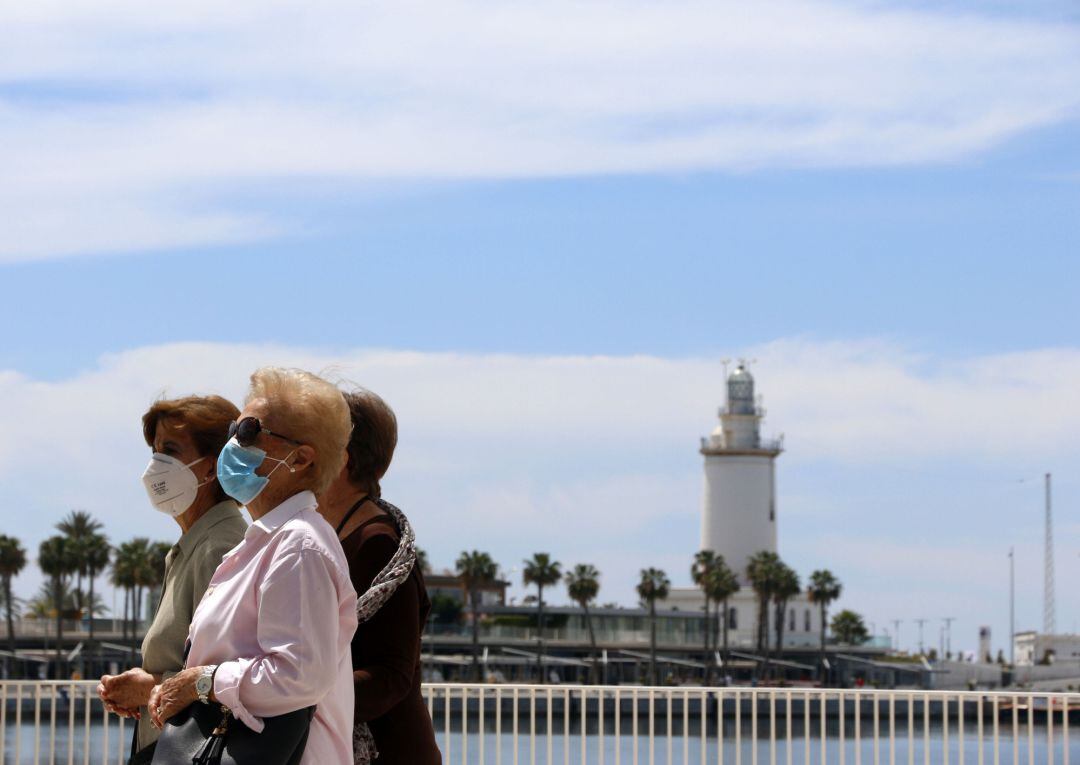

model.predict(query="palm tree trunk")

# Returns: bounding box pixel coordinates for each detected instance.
[819,603,827,683]
[4,576,15,676]
[722,597,730,675]
[774,601,786,679]
[536,584,545,683]
[583,602,599,685]
[128,586,137,660]
[756,596,768,672]
[702,595,711,686]
[87,569,96,642]
[54,578,64,676]
[471,588,481,682]
[649,599,658,686]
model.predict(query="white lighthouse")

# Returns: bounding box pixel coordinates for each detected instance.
[699,362,783,582]
[663,362,818,649]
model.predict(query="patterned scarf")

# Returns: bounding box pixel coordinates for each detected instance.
[352,498,418,764]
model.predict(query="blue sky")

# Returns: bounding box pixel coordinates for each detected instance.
[1,0,1078,656]
[5,124,1079,377]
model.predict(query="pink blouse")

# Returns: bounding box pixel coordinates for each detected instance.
[186,490,358,765]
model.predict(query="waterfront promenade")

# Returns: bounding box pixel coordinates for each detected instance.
[2,680,1077,764]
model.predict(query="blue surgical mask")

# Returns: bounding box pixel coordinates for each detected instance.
[217,437,295,505]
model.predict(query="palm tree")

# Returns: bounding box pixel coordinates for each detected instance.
[38,535,77,671]
[455,550,498,681]
[110,547,136,645]
[704,558,739,676]
[636,567,670,686]
[771,563,800,663]
[25,585,56,620]
[112,539,155,655]
[130,539,158,634]
[745,551,781,660]
[808,569,842,681]
[0,535,27,673]
[56,511,103,618]
[691,550,718,684]
[565,564,601,684]
[522,553,562,683]
[83,534,111,642]
[830,610,868,645]
[147,541,172,619]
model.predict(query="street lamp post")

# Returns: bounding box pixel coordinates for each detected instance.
[1009,547,1015,666]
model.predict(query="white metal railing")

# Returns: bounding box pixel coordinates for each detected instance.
[2,680,1077,764]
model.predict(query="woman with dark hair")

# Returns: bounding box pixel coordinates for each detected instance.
[98,395,248,764]
[320,388,441,765]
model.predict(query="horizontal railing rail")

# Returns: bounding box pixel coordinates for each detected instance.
[2,680,1077,764]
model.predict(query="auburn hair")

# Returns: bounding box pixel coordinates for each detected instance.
[142,395,241,503]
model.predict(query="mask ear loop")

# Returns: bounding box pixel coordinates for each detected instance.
[264,450,298,476]
[183,455,215,488]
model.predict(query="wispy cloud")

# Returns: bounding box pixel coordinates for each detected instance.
[1,0,1078,260]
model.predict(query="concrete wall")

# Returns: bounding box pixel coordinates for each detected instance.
[701,454,776,581]
[928,660,1003,689]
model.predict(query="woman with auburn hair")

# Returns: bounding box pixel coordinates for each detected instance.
[320,388,441,764]
[147,368,358,765]
[97,394,248,765]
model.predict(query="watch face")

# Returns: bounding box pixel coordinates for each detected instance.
[196,674,212,695]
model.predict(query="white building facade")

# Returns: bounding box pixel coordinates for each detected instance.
[662,362,821,649]
[1013,631,1080,666]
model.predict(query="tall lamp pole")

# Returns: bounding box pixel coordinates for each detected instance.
[1009,547,1015,666]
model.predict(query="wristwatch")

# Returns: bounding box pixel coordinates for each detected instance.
[195,665,217,704]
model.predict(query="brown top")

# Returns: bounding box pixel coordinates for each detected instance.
[341,513,441,765]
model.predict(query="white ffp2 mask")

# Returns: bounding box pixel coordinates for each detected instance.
[140,453,213,517]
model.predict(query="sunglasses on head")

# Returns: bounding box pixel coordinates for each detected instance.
[228,416,303,448]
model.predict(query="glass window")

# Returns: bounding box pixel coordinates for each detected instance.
[729,607,738,630]
[805,609,811,632]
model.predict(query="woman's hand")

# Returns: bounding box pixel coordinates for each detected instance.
[98,668,157,717]
[147,666,202,729]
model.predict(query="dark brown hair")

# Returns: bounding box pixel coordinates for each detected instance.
[142,395,241,502]
[343,388,397,497]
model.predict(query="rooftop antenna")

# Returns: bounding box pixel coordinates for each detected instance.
[942,617,956,659]
[721,358,731,379]
[915,618,927,654]
[1044,472,1055,635]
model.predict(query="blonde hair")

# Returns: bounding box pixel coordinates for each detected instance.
[246,367,352,494]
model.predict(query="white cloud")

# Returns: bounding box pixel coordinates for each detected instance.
[1,0,1078,259]
[1,337,1078,655]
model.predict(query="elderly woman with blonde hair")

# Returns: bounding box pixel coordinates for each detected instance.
[147,368,358,765]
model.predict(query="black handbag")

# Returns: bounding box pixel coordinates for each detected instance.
[150,702,315,765]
